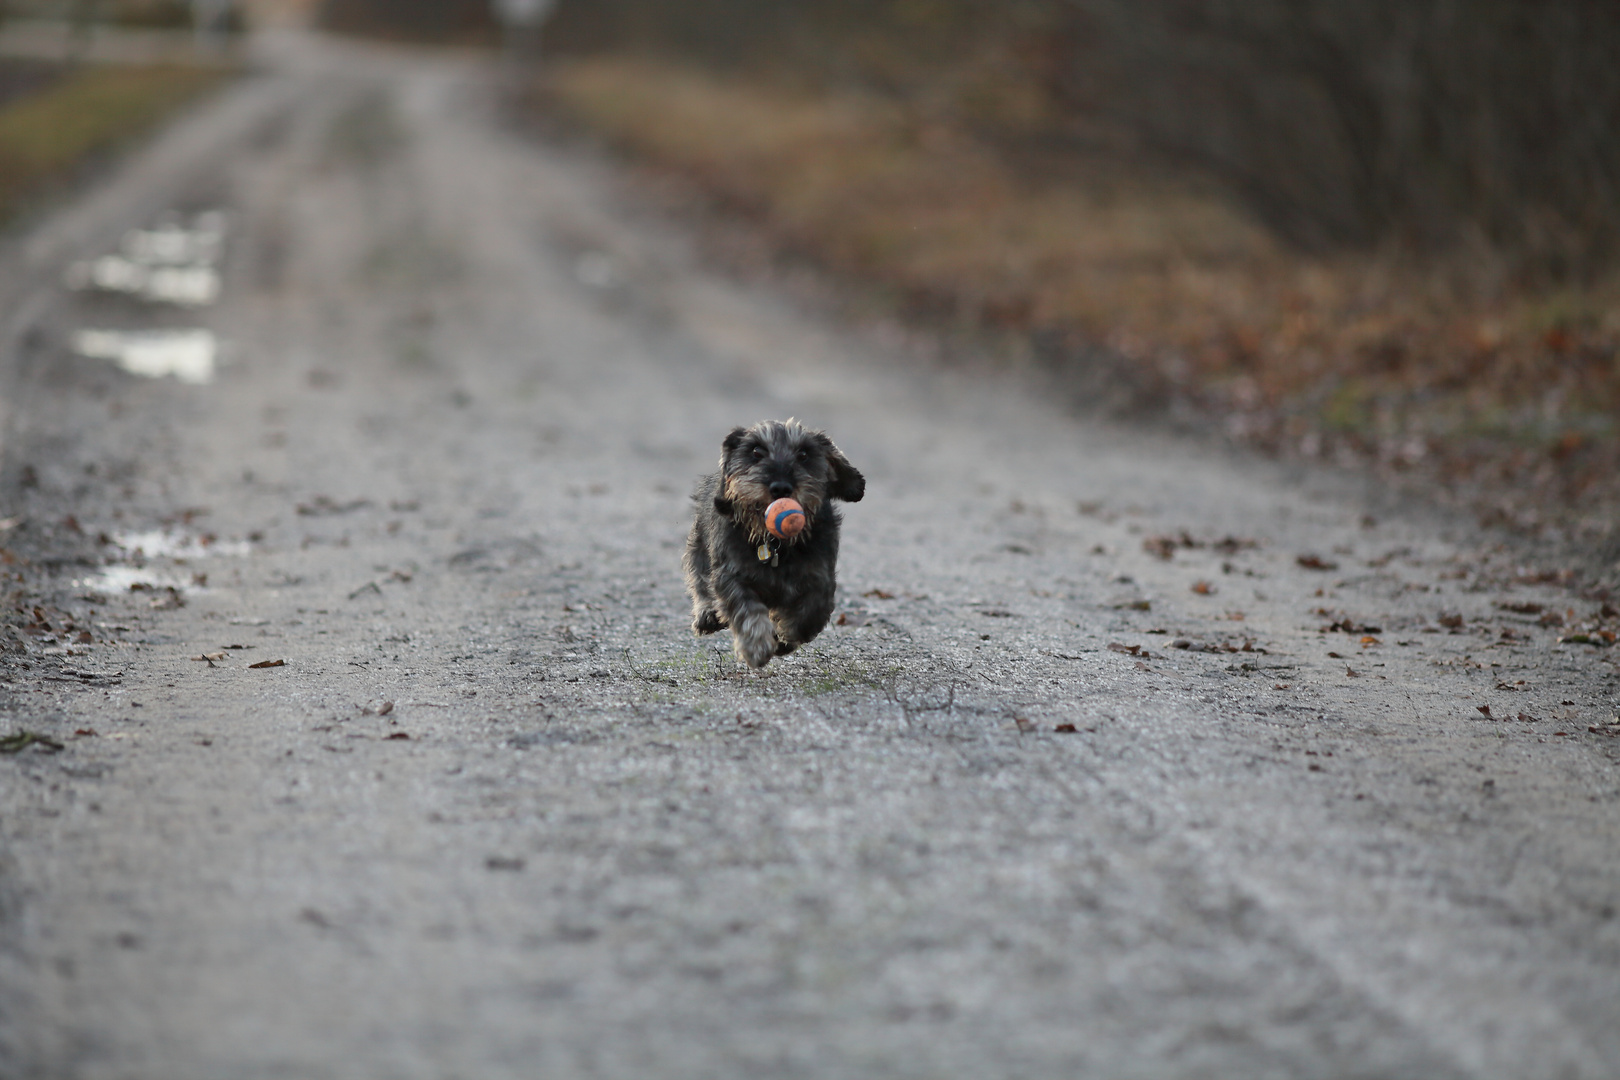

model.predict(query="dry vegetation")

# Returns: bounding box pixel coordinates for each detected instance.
[0,62,226,224]
[537,49,1620,555]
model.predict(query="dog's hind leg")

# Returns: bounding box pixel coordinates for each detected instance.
[771,591,835,656]
[683,523,725,635]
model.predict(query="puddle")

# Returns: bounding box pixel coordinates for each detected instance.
[110,530,252,559]
[123,212,228,266]
[79,565,194,594]
[67,258,220,306]
[73,528,252,598]
[65,211,227,307]
[73,329,217,384]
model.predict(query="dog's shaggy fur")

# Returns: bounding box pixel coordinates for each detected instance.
[684,419,865,668]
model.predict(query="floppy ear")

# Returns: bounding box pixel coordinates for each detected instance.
[719,426,748,472]
[816,434,865,503]
[713,427,748,516]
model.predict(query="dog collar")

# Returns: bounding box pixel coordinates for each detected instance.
[757,536,781,567]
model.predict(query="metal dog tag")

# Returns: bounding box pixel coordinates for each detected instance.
[757,543,771,562]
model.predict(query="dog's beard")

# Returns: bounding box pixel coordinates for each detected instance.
[723,473,825,544]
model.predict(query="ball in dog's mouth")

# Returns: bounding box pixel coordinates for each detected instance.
[765,498,806,539]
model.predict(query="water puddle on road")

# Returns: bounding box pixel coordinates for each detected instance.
[65,211,226,307]
[73,529,253,601]
[73,328,217,384]
[109,530,252,560]
[66,210,226,384]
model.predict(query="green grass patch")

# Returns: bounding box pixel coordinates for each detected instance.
[0,62,227,225]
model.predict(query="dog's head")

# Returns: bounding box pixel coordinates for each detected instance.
[713,418,865,540]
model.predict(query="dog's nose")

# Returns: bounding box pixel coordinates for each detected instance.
[769,481,794,499]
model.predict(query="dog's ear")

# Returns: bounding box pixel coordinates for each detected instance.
[719,426,748,471]
[815,433,865,503]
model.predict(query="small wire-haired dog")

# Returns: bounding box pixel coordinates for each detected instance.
[684,419,865,668]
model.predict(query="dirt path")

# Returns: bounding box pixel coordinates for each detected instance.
[0,33,1617,1080]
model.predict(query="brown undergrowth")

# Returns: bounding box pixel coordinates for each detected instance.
[534,56,1620,575]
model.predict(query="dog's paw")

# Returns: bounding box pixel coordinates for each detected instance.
[732,610,777,669]
[694,609,725,635]
[773,639,799,656]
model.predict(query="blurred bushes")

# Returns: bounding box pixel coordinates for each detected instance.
[318,0,495,45]
[1,0,244,31]
[545,0,1620,283]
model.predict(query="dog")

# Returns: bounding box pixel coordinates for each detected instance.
[684,419,865,668]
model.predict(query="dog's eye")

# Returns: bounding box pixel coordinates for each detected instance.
[795,450,808,462]
[751,447,765,461]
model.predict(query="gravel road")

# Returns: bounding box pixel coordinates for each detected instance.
[1,33,1618,1080]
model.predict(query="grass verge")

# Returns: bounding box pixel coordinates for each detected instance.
[0,61,227,226]
[536,56,1620,563]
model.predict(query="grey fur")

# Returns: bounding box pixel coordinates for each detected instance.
[683,419,866,668]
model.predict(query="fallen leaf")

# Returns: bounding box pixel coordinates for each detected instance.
[378,701,394,716]
[1477,705,1493,718]
[862,588,896,599]
[1438,613,1465,629]
[1327,651,1344,659]
[1143,536,1178,560]
[1345,666,1359,677]
[1297,554,1338,571]
[1053,722,1078,733]
[1107,642,1142,656]
[249,659,286,669]
[1274,683,1291,690]
[1190,580,1214,595]
[1323,618,1383,634]
[386,731,411,740]
[1013,716,1034,733]
[191,652,226,662]
[1518,712,1539,722]
[1360,636,1381,648]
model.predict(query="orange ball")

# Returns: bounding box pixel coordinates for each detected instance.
[765,498,806,539]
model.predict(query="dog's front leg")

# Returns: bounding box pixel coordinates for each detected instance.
[716,580,776,669]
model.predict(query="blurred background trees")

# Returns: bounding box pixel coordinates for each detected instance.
[527,0,1620,284]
